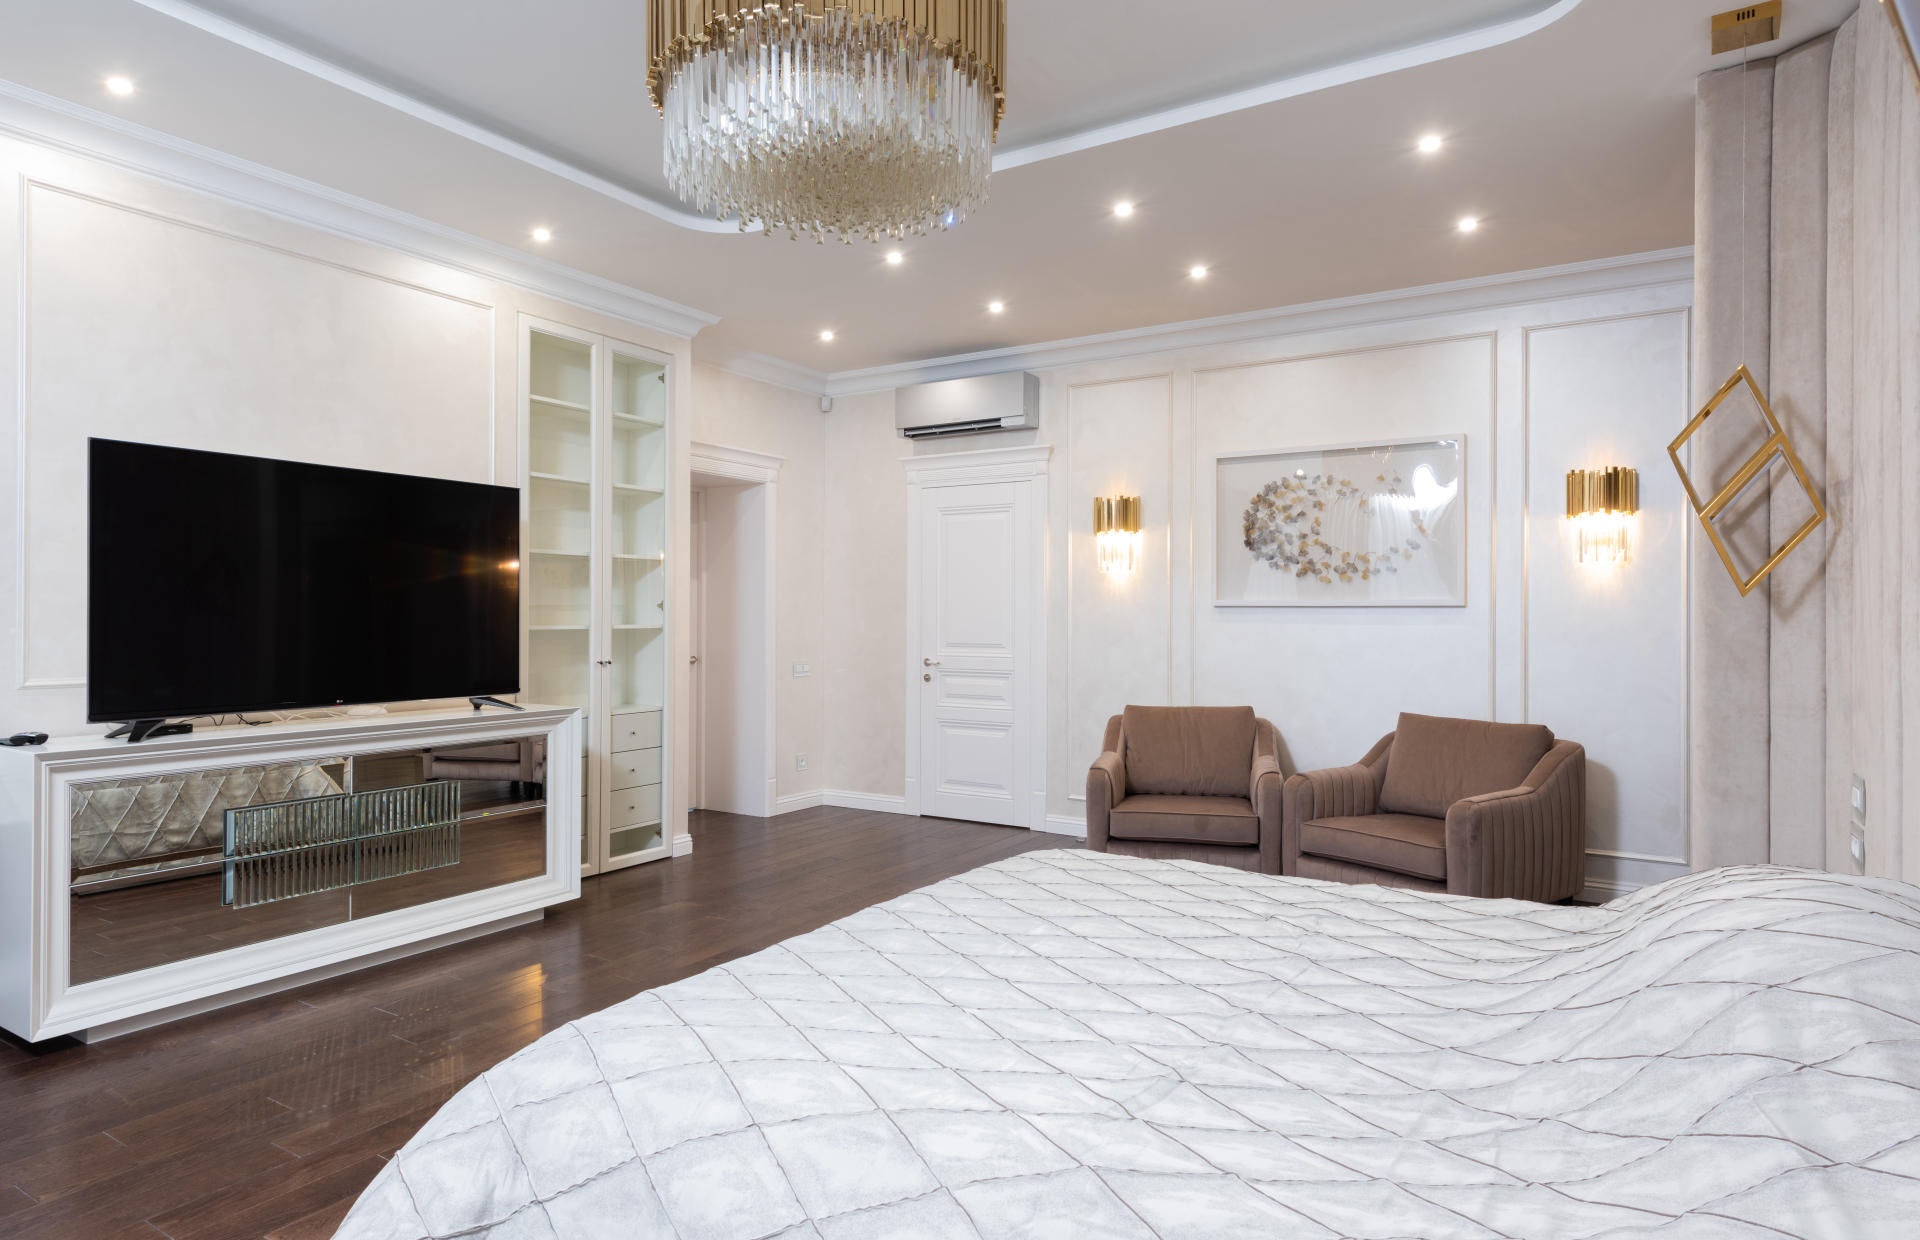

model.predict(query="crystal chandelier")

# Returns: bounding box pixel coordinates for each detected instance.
[646,1,1006,243]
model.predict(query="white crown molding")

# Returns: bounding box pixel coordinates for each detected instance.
[823,246,1695,396]
[702,351,835,398]
[0,78,719,339]
[127,0,743,235]
[128,0,1586,233]
[992,0,1587,170]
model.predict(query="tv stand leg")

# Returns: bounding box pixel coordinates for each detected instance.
[107,719,184,743]
[468,696,523,713]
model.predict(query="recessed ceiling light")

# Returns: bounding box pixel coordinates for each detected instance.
[1189,264,1209,280]
[104,75,135,97]
[885,250,903,265]
[1457,216,1481,234]
[987,300,1005,314]
[1417,133,1444,155]
[1112,200,1135,219]
[819,329,836,343]
[530,226,553,243]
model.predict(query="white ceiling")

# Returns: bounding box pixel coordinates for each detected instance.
[0,0,1862,375]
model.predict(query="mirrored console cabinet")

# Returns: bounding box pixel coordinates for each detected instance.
[522,316,672,876]
[0,706,581,1042]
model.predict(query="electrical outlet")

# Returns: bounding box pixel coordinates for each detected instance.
[793,661,811,678]
[795,753,809,772]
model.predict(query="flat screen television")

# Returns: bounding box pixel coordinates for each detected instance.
[88,439,520,725]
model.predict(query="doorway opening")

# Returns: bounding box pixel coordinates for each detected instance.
[690,448,781,816]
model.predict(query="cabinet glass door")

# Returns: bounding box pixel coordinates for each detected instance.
[524,327,596,867]
[602,345,668,864]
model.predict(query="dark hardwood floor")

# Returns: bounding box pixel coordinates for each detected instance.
[0,807,1072,1240]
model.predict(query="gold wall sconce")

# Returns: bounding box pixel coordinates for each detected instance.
[1667,364,1826,596]
[1566,466,1639,565]
[1093,496,1142,575]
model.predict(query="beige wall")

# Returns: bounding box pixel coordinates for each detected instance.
[819,268,1696,900]
[687,364,829,805]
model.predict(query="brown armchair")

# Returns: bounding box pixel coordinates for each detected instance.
[1281,712,1585,902]
[1086,706,1284,873]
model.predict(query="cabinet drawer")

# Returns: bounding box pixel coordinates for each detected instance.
[611,711,661,753]
[610,782,661,829]
[610,748,661,792]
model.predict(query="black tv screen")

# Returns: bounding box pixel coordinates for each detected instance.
[88,439,520,723]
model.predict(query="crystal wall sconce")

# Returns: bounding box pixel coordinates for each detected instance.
[1667,364,1826,597]
[1093,495,1141,575]
[1566,466,1639,565]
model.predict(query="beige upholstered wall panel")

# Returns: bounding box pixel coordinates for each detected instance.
[1691,63,1774,870]
[1767,35,1832,871]
[1825,8,1920,884]
[1697,8,1920,882]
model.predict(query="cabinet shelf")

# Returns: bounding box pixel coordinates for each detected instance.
[527,324,669,881]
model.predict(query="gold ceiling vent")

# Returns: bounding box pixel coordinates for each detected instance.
[1711,2,1783,54]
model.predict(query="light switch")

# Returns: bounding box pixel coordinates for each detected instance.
[793,661,811,677]
[1850,775,1866,817]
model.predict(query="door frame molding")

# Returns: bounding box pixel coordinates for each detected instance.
[903,444,1051,830]
[692,442,784,817]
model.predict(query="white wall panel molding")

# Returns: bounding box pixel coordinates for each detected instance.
[0,79,717,339]
[16,175,498,693]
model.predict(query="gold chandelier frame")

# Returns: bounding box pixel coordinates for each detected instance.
[647,1,1007,136]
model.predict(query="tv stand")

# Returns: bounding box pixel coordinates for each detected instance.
[468,696,523,713]
[105,719,193,744]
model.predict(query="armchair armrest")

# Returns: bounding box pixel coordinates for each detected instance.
[1280,732,1391,875]
[1085,714,1126,849]
[1251,718,1284,874]
[1444,740,1585,902]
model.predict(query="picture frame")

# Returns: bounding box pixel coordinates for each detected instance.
[1213,435,1467,607]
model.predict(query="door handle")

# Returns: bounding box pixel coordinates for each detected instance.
[690,655,700,665]
[923,657,941,666]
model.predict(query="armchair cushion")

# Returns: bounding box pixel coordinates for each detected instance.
[1300,813,1447,882]
[1378,712,1553,819]
[1110,794,1258,846]
[1122,705,1256,797]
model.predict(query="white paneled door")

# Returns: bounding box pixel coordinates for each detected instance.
[915,479,1034,827]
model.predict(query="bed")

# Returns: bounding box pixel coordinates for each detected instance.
[335,850,1920,1239]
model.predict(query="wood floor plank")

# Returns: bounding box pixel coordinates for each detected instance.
[0,808,1071,1239]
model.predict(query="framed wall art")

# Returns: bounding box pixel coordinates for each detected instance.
[1214,435,1467,607]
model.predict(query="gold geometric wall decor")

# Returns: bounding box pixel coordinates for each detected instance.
[1667,364,1827,597]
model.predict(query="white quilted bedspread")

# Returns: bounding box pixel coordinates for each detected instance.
[335,851,1920,1240]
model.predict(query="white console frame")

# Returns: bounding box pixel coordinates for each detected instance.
[0,705,582,1042]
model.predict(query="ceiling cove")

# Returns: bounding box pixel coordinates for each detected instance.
[126,0,1588,235]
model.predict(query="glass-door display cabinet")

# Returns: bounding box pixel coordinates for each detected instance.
[522,318,671,875]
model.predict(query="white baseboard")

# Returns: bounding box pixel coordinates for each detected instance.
[1579,875,1644,904]
[1040,814,1087,838]
[772,790,826,815]
[672,832,694,857]
[824,789,912,815]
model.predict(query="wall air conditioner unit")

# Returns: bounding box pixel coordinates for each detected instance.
[895,371,1039,439]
